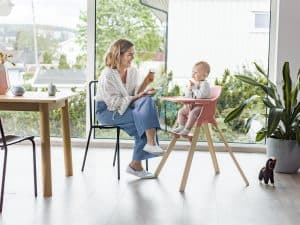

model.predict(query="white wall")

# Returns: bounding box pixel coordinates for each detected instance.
[167,0,270,85]
[269,0,300,84]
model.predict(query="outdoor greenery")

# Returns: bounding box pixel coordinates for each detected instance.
[77,0,163,70]
[58,54,70,69]
[225,62,300,144]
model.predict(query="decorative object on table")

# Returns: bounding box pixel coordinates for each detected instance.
[259,157,276,186]
[0,51,15,95]
[48,82,57,96]
[11,86,25,96]
[225,62,300,173]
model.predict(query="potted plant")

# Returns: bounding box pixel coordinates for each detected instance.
[224,62,300,173]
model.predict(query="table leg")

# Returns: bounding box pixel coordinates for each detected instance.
[154,135,178,177]
[179,126,201,192]
[61,99,73,176]
[39,103,52,197]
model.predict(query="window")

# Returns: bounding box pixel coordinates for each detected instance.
[0,0,87,138]
[252,11,270,32]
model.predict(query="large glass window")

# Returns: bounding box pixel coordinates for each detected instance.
[165,0,270,143]
[0,0,87,137]
[94,0,166,139]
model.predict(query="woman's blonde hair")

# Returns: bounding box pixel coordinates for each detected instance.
[104,39,134,69]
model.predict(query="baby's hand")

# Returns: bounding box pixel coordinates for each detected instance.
[188,80,194,90]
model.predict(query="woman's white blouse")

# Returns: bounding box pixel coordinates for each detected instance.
[95,66,139,115]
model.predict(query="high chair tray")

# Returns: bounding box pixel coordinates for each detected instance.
[161,96,212,104]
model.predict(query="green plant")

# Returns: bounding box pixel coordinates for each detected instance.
[152,70,181,127]
[225,62,300,144]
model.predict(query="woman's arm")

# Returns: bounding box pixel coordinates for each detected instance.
[136,71,154,94]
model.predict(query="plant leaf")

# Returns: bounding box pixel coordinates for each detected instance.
[236,75,277,100]
[256,128,266,142]
[282,62,292,112]
[224,95,259,123]
[254,62,267,77]
[263,96,276,108]
[267,108,283,136]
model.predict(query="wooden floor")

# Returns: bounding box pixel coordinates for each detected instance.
[0,144,299,225]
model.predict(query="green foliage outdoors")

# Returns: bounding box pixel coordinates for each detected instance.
[58,54,70,69]
[14,30,58,54]
[215,67,265,134]
[225,62,300,144]
[77,0,163,70]
[42,51,53,64]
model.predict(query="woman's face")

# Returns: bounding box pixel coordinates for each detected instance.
[120,46,135,68]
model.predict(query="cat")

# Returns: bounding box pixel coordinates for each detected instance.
[259,157,276,186]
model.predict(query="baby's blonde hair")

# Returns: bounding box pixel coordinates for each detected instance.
[194,61,210,74]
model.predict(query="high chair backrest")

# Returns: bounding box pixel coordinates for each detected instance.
[195,85,222,126]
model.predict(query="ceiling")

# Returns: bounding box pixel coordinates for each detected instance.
[140,0,169,22]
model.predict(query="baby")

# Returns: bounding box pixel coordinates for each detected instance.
[172,61,211,135]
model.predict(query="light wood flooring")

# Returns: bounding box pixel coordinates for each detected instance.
[0,144,299,225]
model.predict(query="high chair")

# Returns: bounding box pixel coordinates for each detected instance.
[155,86,249,192]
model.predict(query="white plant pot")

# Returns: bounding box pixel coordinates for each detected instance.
[266,138,300,173]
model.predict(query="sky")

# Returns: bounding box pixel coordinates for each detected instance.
[0,0,87,29]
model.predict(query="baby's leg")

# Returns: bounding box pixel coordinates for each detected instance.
[178,107,189,126]
[185,106,202,130]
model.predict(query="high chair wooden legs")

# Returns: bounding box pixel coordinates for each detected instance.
[213,124,249,186]
[154,135,178,177]
[155,123,249,192]
[179,126,201,192]
[203,124,220,174]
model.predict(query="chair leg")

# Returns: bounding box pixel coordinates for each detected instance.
[116,128,120,180]
[81,127,93,172]
[113,140,118,167]
[179,126,201,192]
[30,139,38,197]
[0,149,8,213]
[214,124,249,186]
[154,135,178,177]
[145,159,149,171]
[203,124,220,174]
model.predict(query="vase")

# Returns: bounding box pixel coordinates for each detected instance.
[0,64,9,95]
[266,138,300,173]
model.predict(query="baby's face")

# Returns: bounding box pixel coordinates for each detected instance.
[192,65,208,81]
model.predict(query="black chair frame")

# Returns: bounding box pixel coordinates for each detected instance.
[81,80,148,180]
[0,118,37,213]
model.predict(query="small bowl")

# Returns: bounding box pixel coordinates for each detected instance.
[11,86,25,96]
[146,90,156,95]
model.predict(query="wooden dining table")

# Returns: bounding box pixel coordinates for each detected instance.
[0,91,74,197]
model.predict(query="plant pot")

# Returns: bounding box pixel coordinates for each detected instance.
[0,64,9,95]
[266,138,300,173]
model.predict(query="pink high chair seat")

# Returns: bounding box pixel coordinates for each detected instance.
[155,86,249,192]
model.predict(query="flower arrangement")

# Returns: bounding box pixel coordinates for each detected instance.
[0,51,15,66]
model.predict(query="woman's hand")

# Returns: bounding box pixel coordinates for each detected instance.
[132,91,146,101]
[144,71,155,84]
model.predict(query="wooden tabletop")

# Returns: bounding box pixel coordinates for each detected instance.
[0,91,75,103]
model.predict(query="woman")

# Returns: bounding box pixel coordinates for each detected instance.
[95,39,164,179]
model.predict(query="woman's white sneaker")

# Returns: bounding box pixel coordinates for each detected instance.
[143,144,164,155]
[126,166,156,179]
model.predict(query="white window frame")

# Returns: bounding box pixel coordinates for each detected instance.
[251,11,270,33]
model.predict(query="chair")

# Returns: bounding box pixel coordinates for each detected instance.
[0,118,37,213]
[154,86,249,192]
[81,80,148,180]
